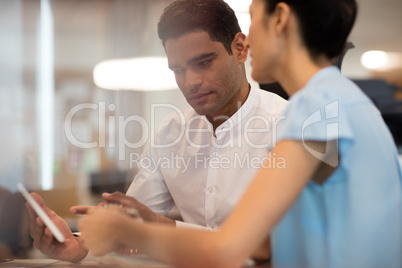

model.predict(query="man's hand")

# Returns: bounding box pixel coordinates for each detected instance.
[25,193,88,262]
[84,192,175,225]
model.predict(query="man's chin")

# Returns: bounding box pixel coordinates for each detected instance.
[192,107,216,117]
[193,108,209,116]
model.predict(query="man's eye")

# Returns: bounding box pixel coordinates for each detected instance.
[198,59,212,67]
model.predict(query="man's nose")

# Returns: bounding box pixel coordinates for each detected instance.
[184,70,202,91]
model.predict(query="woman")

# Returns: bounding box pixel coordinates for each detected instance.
[79,0,402,267]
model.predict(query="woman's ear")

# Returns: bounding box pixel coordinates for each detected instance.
[232,32,248,63]
[273,2,291,36]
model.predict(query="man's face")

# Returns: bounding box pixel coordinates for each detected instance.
[165,31,243,119]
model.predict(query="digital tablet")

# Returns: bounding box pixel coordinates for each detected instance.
[17,183,65,243]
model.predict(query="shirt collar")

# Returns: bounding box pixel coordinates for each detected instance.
[206,85,259,137]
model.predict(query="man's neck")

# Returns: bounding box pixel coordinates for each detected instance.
[207,83,251,133]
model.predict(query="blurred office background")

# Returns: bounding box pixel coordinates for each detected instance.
[0,0,401,258]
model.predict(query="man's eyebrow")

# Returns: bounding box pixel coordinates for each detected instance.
[168,52,218,70]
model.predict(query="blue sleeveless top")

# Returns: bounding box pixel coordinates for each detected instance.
[272,66,402,268]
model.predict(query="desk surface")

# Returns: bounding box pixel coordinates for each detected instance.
[0,256,269,268]
[0,254,172,268]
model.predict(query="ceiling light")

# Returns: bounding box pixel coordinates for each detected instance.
[360,50,388,70]
[93,57,177,91]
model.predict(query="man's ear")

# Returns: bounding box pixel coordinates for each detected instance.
[273,2,291,36]
[231,32,248,63]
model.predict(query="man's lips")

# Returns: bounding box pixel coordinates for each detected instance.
[189,92,213,102]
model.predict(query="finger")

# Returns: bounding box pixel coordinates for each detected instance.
[27,193,56,227]
[97,202,108,208]
[42,227,56,246]
[26,202,40,225]
[26,194,58,221]
[102,192,134,207]
[85,206,100,215]
[70,206,93,215]
[30,193,51,213]
[36,216,45,227]
[25,197,46,227]
[25,203,46,238]
[32,226,53,252]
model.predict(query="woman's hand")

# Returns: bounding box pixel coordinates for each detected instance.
[78,205,137,257]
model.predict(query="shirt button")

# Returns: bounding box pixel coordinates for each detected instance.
[208,186,214,193]
[208,222,216,229]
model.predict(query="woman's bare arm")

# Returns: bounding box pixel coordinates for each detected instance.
[79,140,334,268]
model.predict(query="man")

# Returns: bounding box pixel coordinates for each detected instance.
[26,0,287,263]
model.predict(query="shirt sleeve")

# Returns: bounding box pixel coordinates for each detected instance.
[126,140,174,216]
[175,220,215,231]
[277,88,354,143]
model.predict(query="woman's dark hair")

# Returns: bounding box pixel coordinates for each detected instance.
[157,0,241,55]
[263,0,357,60]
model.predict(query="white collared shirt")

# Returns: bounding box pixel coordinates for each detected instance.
[126,86,287,230]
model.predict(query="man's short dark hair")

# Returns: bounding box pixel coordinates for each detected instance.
[157,0,242,55]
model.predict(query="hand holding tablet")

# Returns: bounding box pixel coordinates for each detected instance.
[18,183,65,243]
